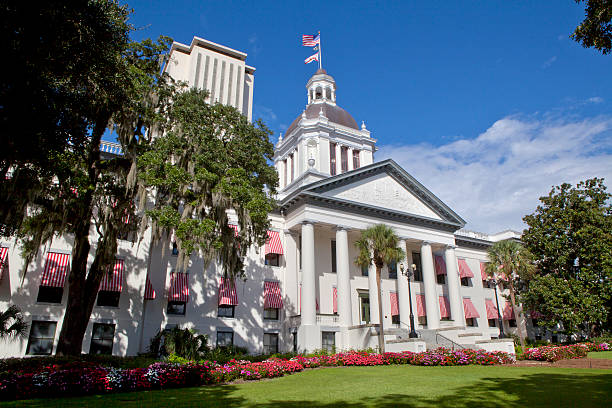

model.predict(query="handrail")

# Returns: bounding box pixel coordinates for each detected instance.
[100,141,123,155]
[435,333,465,350]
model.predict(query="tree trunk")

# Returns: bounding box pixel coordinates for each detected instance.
[509,284,526,351]
[376,264,385,354]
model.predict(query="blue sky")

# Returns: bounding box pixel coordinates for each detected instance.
[127,0,612,233]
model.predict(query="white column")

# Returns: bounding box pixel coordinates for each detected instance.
[444,245,464,326]
[298,221,320,351]
[336,227,352,328]
[368,263,379,324]
[421,241,440,329]
[396,239,411,330]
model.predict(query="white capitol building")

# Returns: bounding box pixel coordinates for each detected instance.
[0,36,540,358]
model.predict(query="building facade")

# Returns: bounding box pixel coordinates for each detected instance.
[0,37,534,358]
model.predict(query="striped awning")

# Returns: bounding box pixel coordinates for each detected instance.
[41,252,71,288]
[218,277,238,306]
[416,294,427,317]
[229,224,239,236]
[144,276,156,300]
[99,259,124,292]
[0,247,8,278]
[485,299,499,319]
[480,262,488,281]
[503,301,514,320]
[434,255,447,275]
[264,281,283,309]
[332,287,338,314]
[265,230,283,255]
[463,298,480,318]
[390,292,399,316]
[169,272,189,302]
[439,296,451,318]
[458,259,474,278]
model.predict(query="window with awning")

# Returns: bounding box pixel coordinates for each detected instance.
[462,298,480,318]
[218,277,238,306]
[264,281,283,309]
[458,259,474,278]
[265,230,284,255]
[99,259,124,293]
[480,262,489,281]
[390,292,399,316]
[40,252,71,288]
[332,287,337,314]
[416,294,427,317]
[485,299,499,319]
[0,246,8,278]
[439,296,451,319]
[434,255,446,275]
[503,301,514,320]
[169,272,189,303]
[144,276,156,300]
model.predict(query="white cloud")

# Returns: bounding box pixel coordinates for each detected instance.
[253,104,277,123]
[588,96,604,104]
[377,114,612,234]
[541,56,557,69]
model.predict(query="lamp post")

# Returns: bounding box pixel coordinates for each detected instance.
[489,278,505,338]
[400,262,418,338]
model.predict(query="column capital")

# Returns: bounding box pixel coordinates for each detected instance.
[334,225,351,232]
[445,244,457,250]
[301,219,317,226]
[421,240,432,246]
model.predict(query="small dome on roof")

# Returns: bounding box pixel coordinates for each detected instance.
[285,102,359,136]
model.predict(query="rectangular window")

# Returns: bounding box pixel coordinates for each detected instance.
[392,315,400,325]
[172,242,179,256]
[331,240,337,273]
[329,142,337,176]
[299,236,302,270]
[361,265,369,277]
[90,323,115,355]
[322,331,335,352]
[411,252,423,281]
[290,153,294,182]
[418,316,428,327]
[26,321,57,355]
[167,301,186,315]
[509,319,517,327]
[352,150,360,169]
[388,263,397,279]
[482,279,489,288]
[488,319,497,328]
[218,305,235,318]
[283,159,287,187]
[460,277,471,287]
[292,332,298,353]
[217,330,234,347]
[264,308,279,320]
[263,333,279,354]
[37,286,63,304]
[466,318,478,327]
[340,146,348,173]
[436,274,446,284]
[265,253,280,267]
[96,290,120,307]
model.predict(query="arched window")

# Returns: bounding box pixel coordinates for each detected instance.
[315,87,322,100]
[325,87,331,99]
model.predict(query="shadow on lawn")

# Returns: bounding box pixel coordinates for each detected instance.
[199,371,612,408]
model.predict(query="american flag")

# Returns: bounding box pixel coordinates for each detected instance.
[304,52,319,64]
[302,34,320,47]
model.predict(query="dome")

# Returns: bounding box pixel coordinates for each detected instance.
[285,102,359,136]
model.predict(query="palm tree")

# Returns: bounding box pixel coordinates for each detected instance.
[355,224,405,353]
[0,305,29,340]
[485,239,534,351]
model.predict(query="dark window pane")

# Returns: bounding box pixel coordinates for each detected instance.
[488,319,497,327]
[26,321,57,355]
[436,274,446,284]
[263,333,279,354]
[37,286,63,303]
[217,331,233,347]
[167,301,186,315]
[361,265,369,276]
[388,263,397,279]
[218,305,235,318]
[90,323,115,355]
[97,291,120,307]
[392,315,400,324]
[331,240,336,273]
[460,277,471,287]
[264,308,279,320]
[411,252,423,281]
[265,254,280,266]
[322,331,335,352]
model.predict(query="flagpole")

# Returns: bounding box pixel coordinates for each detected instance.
[318,31,322,70]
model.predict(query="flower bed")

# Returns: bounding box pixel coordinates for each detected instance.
[523,342,609,362]
[0,348,514,401]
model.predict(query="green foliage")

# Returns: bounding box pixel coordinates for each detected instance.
[354,224,405,270]
[138,88,278,276]
[0,305,28,340]
[571,0,612,55]
[521,178,611,336]
[148,327,209,360]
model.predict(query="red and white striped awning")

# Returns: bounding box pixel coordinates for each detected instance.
[99,259,124,292]
[480,262,488,281]
[229,224,239,236]
[169,272,189,302]
[265,230,283,255]
[485,299,499,319]
[264,281,283,309]
[0,247,8,278]
[462,298,480,318]
[41,252,71,288]
[218,277,238,306]
[390,292,399,316]
[503,301,514,320]
[416,294,427,317]
[434,255,446,275]
[458,259,474,278]
[332,287,338,314]
[439,296,451,318]
[144,276,156,300]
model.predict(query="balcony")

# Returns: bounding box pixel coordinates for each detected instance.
[287,314,340,327]
[100,141,123,156]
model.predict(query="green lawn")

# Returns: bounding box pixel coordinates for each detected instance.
[2,365,610,408]
[588,350,612,359]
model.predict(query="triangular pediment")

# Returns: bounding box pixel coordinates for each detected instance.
[283,159,465,228]
[321,172,443,220]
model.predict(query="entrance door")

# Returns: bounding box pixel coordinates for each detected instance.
[359,293,370,324]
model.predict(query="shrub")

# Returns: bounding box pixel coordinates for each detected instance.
[523,342,609,362]
[148,327,209,360]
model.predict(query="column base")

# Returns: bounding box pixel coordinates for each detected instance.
[297,324,321,353]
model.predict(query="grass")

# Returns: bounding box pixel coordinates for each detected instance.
[588,350,612,359]
[2,365,611,408]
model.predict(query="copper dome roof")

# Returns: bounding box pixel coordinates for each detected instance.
[285,102,359,136]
